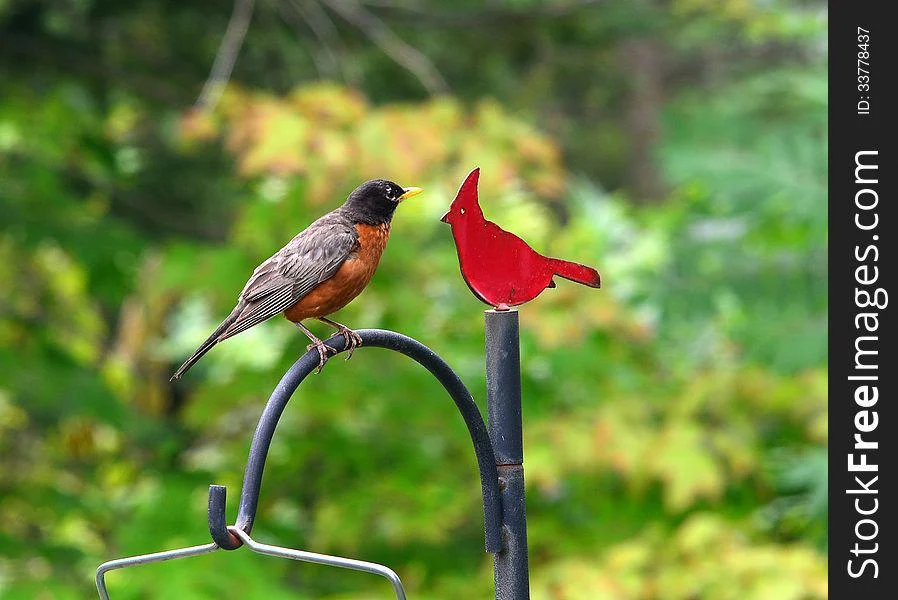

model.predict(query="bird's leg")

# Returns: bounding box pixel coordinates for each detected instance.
[295,322,337,373]
[317,317,363,360]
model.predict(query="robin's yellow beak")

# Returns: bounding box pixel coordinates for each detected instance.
[398,187,423,202]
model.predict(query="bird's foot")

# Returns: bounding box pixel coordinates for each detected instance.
[306,339,338,373]
[335,326,363,360]
[317,317,363,360]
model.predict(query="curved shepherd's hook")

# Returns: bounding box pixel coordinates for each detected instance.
[208,329,504,554]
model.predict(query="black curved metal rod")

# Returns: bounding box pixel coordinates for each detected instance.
[208,329,503,553]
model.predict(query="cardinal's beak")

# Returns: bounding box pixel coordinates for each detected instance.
[440,211,450,223]
[398,187,423,202]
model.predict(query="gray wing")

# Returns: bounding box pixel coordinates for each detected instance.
[217,217,358,341]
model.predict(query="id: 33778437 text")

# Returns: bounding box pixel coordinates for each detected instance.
[857,27,871,115]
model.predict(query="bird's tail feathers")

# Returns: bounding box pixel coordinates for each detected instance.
[550,258,601,288]
[170,306,241,381]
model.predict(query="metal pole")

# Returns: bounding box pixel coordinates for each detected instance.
[207,329,503,554]
[485,309,530,600]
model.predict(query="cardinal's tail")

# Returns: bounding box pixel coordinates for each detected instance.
[550,258,601,288]
[170,305,241,381]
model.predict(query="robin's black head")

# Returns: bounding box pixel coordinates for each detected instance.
[342,179,423,224]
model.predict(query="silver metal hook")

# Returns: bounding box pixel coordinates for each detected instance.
[96,542,219,600]
[95,529,407,600]
[228,527,407,600]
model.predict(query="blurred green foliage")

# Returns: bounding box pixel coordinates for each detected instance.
[1,0,826,598]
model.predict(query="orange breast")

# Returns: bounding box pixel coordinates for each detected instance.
[283,223,390,322]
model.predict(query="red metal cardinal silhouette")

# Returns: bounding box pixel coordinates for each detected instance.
[441,168,601,310]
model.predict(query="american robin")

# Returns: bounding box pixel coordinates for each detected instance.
[171,179,422,380]
[441,168,600,309]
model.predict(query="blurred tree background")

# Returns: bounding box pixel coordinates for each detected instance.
[0,0,827,598]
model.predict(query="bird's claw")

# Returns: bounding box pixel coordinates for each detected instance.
[307,340,337,373]
[335,327,363,360]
